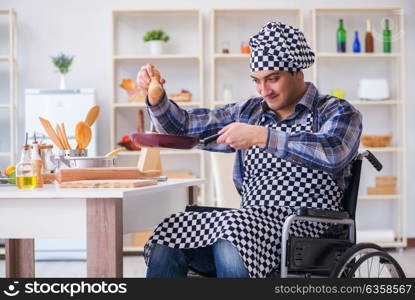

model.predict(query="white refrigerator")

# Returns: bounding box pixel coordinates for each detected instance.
[24,88,96,260]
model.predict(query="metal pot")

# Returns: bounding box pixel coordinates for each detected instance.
[66,156,116,168]
[55,149,117,169]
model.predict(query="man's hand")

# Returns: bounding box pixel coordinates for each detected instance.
[136,64,166,105]
[217,123,268,150]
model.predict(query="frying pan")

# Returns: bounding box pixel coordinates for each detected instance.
[131,132,221,150]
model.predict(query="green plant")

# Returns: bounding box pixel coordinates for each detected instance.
[143,30,170,42]
[51,53,74,74]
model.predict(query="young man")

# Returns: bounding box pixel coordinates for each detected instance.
[137,22,362,278]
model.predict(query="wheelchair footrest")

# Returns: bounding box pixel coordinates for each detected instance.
[287,237,353,274]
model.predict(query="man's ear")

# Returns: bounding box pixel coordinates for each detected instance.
[296,71,304,80]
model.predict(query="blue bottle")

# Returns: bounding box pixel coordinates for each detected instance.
[353,30,361,53]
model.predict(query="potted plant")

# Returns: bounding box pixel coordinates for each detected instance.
[51,53,74,89]
[143,29,170,55]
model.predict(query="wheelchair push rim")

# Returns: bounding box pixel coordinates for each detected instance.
[330,243,405,278]
[345,251,406,278]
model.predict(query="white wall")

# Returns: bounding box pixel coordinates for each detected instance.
[1,0,414,236]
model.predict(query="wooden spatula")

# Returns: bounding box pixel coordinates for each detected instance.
[75,121,92,149]
[61,123,72,149]
[85,105,100,127]
[56,124,67,150]
[105,147,126,157]
[39,117,64,150]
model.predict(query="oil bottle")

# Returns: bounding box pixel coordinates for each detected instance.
[16,133,37,190]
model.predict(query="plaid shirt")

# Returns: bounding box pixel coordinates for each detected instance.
[146,82,362,193]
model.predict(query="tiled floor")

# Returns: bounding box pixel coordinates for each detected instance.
[0,248,414,278]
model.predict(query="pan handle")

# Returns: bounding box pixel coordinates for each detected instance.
[200,133,221,146]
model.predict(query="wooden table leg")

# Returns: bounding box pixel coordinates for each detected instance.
[188,185,197,205]
[87,198,123,278]
[5,239,35,278]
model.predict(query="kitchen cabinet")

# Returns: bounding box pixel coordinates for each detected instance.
[311,7,406,248]
[0,9,17,173]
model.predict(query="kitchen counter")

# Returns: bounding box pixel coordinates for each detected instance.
[0,178,204,278]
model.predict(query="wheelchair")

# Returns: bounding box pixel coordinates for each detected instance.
[186,151,406,278]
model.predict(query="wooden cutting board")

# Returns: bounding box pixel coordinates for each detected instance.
[59,179,157,188]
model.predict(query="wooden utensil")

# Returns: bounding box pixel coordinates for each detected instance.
[53,167,162,183]
[137,109,144,132]
[39,117,64,150]
[148,67,164,104]
[61,123,71,150]
[105,147,126,157]
[85,105,100,127]
[75,121,92,149]
[55,124,67,150]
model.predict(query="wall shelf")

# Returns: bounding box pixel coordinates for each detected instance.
[312,7,406,249]
[349,100,400,105]
[359,194,401,200]
[316,53,401,58]
[113,102,201,108]
[113,55,200,60]
[359,147,401,152]
[111,9,205,204]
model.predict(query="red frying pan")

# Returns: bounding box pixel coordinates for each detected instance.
[131,132,221,150]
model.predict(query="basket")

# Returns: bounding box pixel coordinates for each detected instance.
[168,92,192,102]
[128,93,146,103]
[361,135,392,148]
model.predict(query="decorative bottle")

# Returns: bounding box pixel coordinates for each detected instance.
[336,19,347,53]
[365,19,374,53]
[383,18,392,53]
[353,30,361,53]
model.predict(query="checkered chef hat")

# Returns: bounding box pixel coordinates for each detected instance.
[249,22,315,72]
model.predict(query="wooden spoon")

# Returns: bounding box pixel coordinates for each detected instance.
[75,121,92,149]
[39,117,64,150]
[85,105,100,127]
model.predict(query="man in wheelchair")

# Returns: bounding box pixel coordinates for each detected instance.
[137,21,405,278]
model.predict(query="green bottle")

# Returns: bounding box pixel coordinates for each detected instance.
[383,18,392,53]
[337,19,347,53]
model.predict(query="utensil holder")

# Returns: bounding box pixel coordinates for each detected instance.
[56,149,88,169]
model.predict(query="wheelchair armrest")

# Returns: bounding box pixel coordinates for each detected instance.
[295,207,350,220]
[185,205,234,213]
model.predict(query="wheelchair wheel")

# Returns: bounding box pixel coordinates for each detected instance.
[344,251,405,278]
[330,243,383,278]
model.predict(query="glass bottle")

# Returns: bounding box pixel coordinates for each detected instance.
[365,19,374,53]
[353,30,361,53]
[336,19,346,53]
[16,145,37,190]
[383,18,392,53]
[221,41,230,54]
[32,142,44,188]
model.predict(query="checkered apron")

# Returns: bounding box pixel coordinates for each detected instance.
[144,111,343,277]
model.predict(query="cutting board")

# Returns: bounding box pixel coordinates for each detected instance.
[59,179,157,188]
[55,167,161,183]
